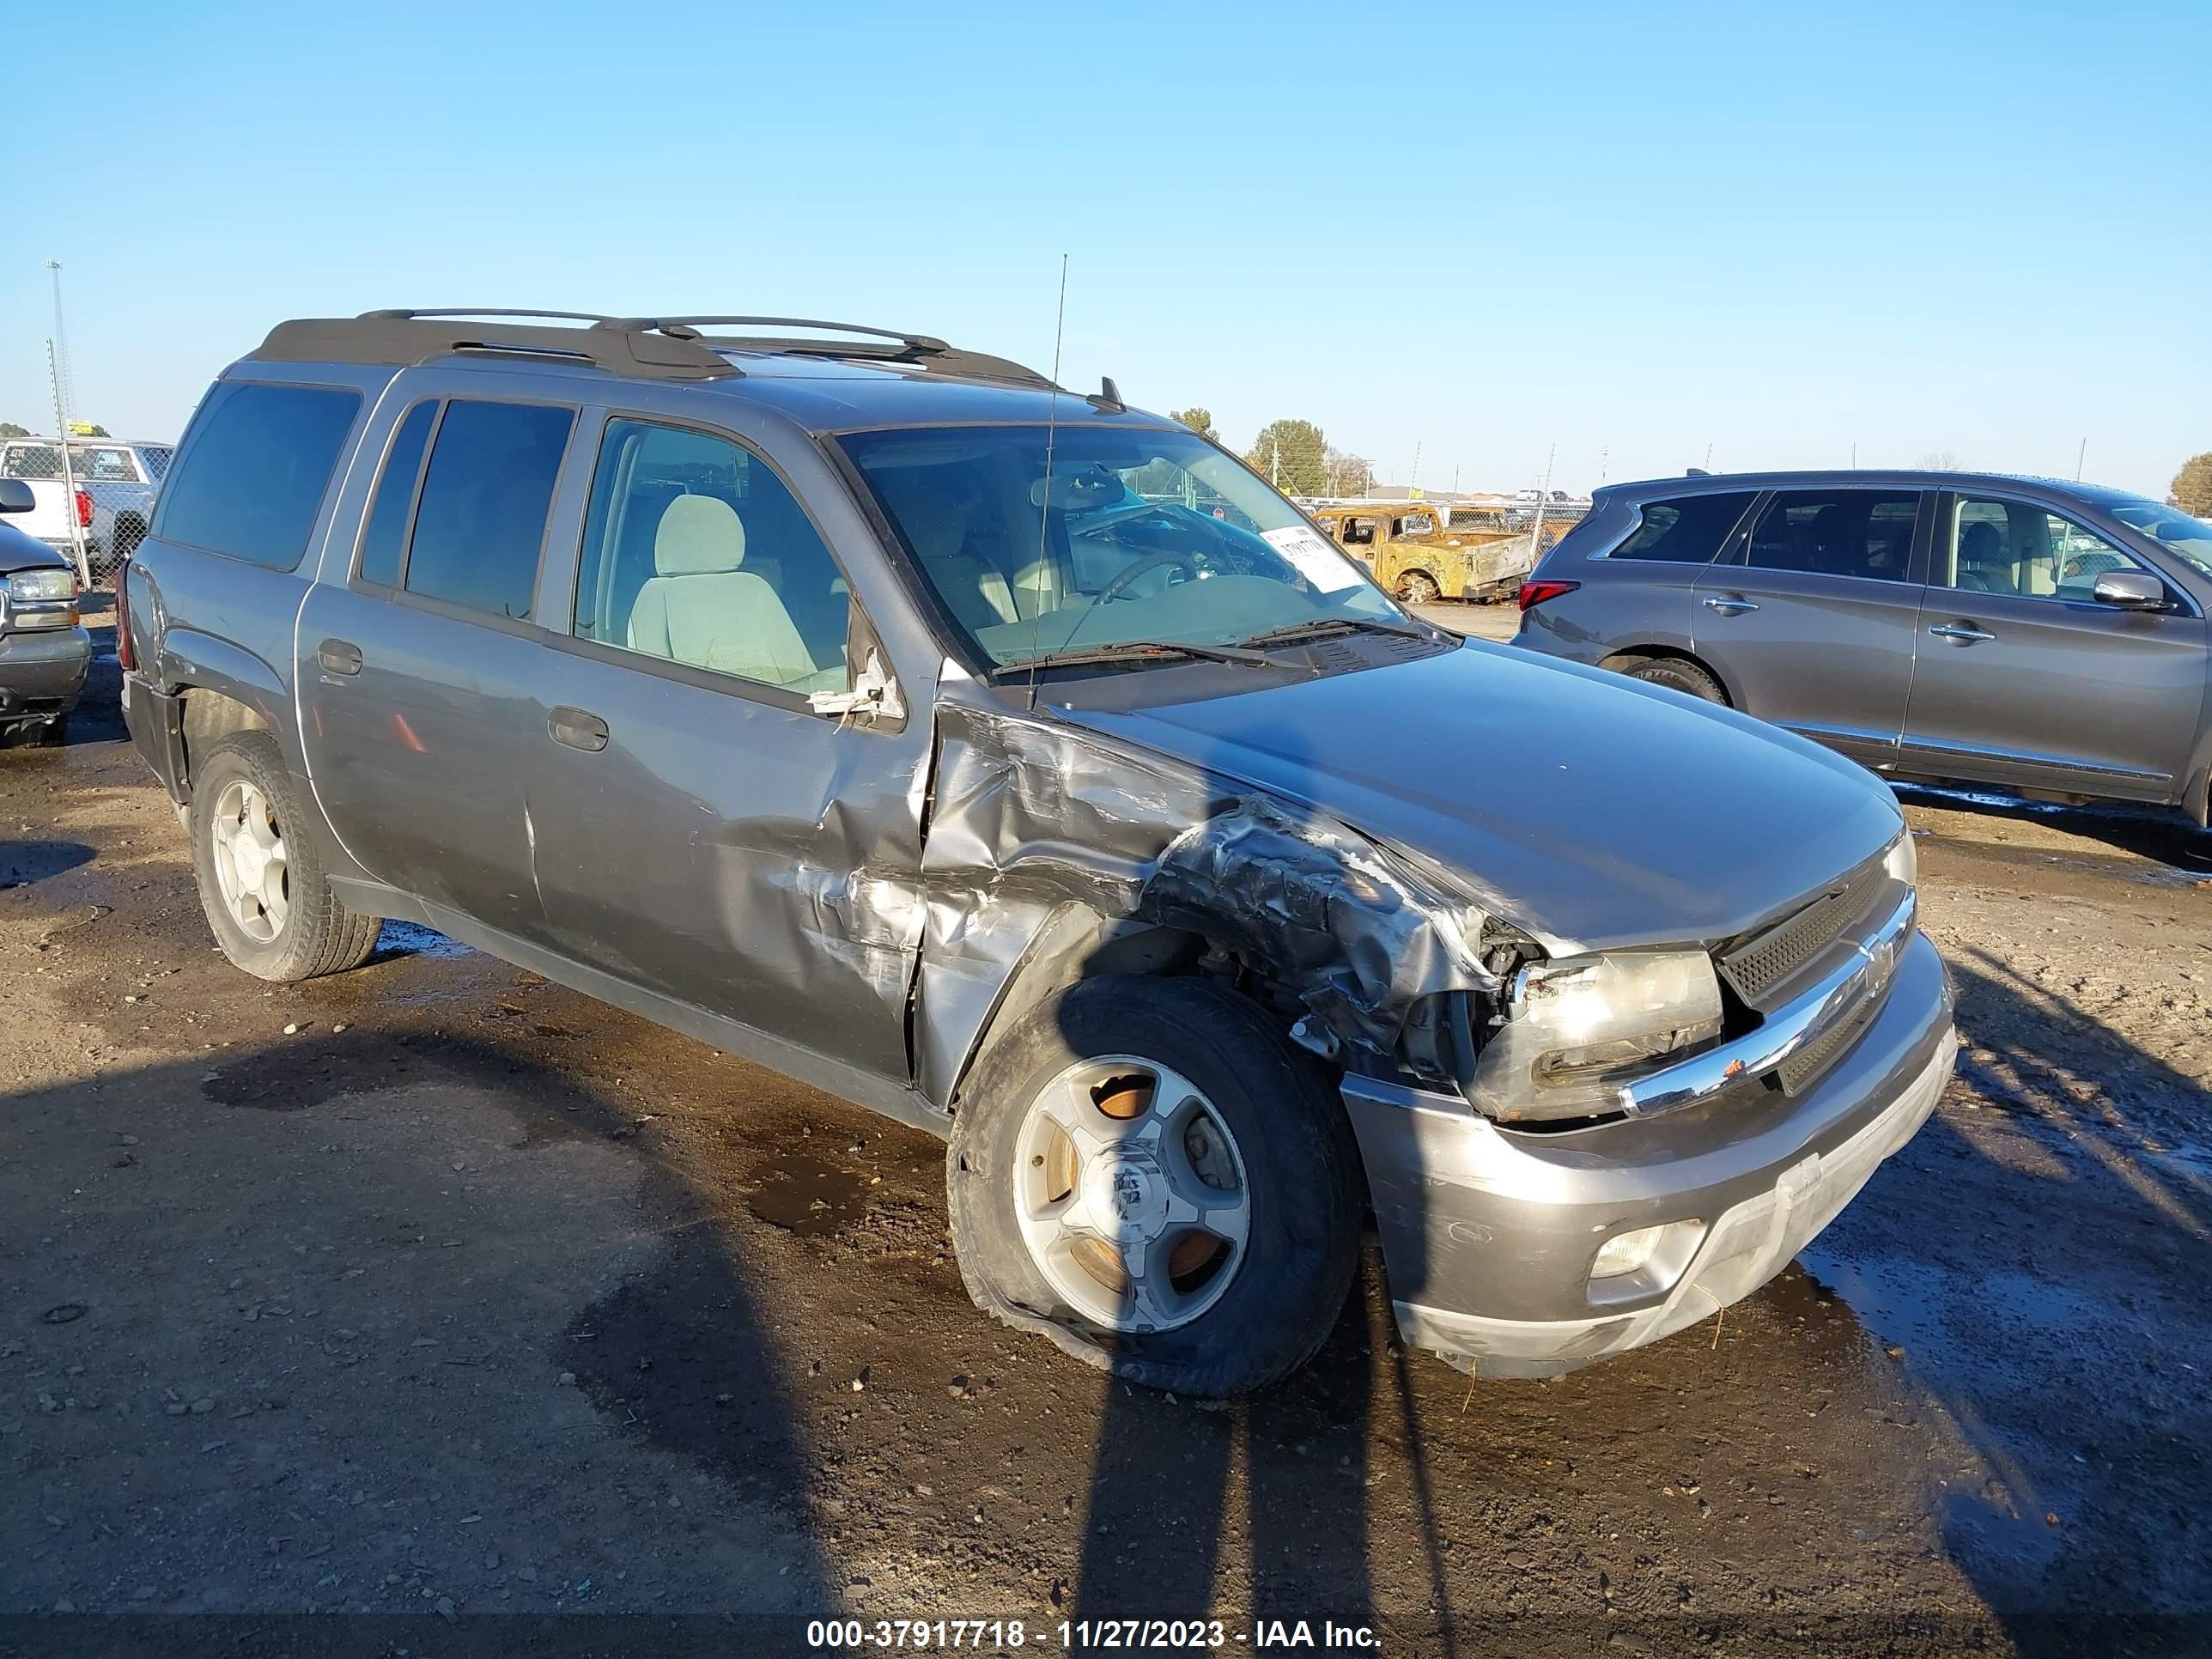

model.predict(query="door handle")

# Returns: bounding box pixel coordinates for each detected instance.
[1702,594,1759,615]
[317,638,362,676]
[548,706,609,752]
[1929,622,1995,645]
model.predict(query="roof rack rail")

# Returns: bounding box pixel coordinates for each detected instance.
[623,315,1056,389]
[604,315,951,353]
[253,310,740,380]
[252,308,1058,391]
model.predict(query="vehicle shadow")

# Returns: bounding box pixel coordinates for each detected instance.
[0,839,95,885]
[1892,782,2212,878]
[1810,944,2212,1656]
[0,1015,840,1639]
[1065,690,1455,1651]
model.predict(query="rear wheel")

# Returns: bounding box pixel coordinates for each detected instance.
[946,975,1363,1396]
[30,715,68,747]
[190,732,381,981]
[1395,570,1442,605]
[1626,656,1728,704]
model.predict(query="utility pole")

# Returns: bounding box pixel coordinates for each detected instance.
[1409,440,1422,495]
[1702,441,1714,472]
[2075,438,2087,482]
[46,261,76,429]
[1271,441,1280,489]
[1527,442,1555,558]
[1850,441,1857,469]
[1596,447,1608,486]
[47,340,89,586]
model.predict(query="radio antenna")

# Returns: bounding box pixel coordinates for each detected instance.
[1026,254,1069,715]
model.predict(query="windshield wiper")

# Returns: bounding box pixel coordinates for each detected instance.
[1237,617,1433,648]
[988,640,1278,679]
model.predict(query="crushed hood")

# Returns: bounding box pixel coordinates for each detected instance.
[1063,640,1904,953]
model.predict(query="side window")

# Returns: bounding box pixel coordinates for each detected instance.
[1610,491,1757,562]
[1340,517,1378,546]
[1939,496,2154,600]
[573,418,849,695]
[78,447,137,482]
[1398,513,1437,537]
[401,400,574,619]
[3,444,64,479]
[356,400,438,587]
[156,382,363,569]
[1745,489,1919,583]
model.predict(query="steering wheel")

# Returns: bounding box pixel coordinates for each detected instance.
[1096,548,1199,603]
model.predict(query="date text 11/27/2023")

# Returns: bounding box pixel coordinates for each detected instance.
[805,1619,1382,1650]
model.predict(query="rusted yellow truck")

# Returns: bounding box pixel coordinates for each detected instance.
[1309,501,1539,604]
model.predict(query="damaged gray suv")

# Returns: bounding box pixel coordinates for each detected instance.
[120,311,1957,1394]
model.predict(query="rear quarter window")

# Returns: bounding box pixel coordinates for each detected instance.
[155,382,363,570]
[1608,492,1759,562]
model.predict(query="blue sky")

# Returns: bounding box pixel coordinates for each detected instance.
[5,0,2206,496]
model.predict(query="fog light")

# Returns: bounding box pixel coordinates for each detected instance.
[1591,1224,1668,1279]
[1586,1218,1705,1304]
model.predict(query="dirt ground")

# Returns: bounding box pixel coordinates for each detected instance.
[3,610,2209,1657]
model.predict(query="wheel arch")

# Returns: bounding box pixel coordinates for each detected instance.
[177,685,275,799]
[1597,644,1739,708]
[931,905,1211,1110]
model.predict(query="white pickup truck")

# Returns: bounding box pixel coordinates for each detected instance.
[0,435,172,584]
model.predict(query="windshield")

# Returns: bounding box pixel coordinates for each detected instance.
[2105,496,2212,581]
[838,424,1401,668]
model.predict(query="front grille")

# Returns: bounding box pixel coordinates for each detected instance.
[1775,996,1881,1095]
[1717,855,1889,1010]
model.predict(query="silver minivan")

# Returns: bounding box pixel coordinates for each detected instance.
[1516,471,2212,823]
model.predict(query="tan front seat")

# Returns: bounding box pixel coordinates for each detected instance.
[892,482,1018,633]
[629,495,818,686]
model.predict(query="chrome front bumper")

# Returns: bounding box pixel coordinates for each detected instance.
[1345,927,1955,1377]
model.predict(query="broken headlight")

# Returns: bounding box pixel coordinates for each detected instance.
[1468,950,1724,1123]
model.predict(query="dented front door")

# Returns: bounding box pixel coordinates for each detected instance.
[523,647,930,1084]
[518,410,932,1086]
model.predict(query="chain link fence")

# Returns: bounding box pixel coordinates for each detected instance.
[0,429,172,588]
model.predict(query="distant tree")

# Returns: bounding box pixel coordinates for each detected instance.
[83,424,110,437]
[1917,449,1960,471]
[1323,447,1374,495]
[2172,453,2212,516]
[0,422,26,439]
[1168,407,1217,441]
[1245,418,1330,496]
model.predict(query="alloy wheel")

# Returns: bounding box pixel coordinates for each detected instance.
[209,778,289,943]
[1011,1056,1251,1334]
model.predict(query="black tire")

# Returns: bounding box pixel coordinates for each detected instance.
[1395,570,1442,605]
[1626,656,1728,704]
[946,975,1364,1396]
[31,715,68,747]
[189,732,381,982]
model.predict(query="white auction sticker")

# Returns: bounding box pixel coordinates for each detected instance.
[1261,526,1366,593]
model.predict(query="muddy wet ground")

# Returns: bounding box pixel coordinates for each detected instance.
[3,613,2208,1656]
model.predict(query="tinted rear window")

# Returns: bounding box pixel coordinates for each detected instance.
[156,383,362,569]
[1610,492,1756,562]
[400,399,573,619]
[1747,489,1920,583]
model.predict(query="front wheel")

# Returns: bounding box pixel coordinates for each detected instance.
[946,975,1363,1396]
[189,732,382,981]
